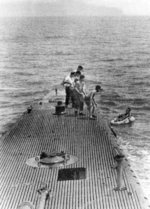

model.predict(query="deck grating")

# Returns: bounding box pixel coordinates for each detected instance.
[1,104,150,209]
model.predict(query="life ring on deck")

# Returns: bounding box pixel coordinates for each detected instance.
[111,116,135,125]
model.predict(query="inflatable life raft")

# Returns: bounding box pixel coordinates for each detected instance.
[111,116,135,125]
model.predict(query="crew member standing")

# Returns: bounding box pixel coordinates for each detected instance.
[62,72,75,108]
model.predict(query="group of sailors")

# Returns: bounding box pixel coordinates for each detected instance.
[61,65,102,120]
[61,65,133,122]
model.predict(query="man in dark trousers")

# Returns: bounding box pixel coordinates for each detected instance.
[62,72,75,108]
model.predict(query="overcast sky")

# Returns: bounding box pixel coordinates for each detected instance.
[0,0,150,16]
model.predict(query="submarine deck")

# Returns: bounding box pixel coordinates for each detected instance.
[1,102,150,209]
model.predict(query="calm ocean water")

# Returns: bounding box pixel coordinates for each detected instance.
[0,16,150,199]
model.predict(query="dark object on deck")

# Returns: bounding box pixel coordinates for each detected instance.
[114,154,125,161]
[58,167,86,181]
[57,101,63,105]
[27,105,32,113]
[55,101,65,115]
[39,101,42,105]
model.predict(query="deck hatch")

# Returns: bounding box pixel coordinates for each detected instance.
[57,167,86,181]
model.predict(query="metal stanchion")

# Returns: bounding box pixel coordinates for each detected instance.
[114,154,127,191]
[55,88,58,96]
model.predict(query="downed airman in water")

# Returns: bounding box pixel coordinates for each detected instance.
[117,107,131,121]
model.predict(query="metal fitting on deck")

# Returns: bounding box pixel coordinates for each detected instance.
[27,105,32,114]
[54,101,65,115]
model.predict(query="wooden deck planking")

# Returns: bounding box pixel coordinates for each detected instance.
[1,103,150,209]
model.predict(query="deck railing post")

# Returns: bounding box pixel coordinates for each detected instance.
[114,154,126,191]
[55,88,58,95]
